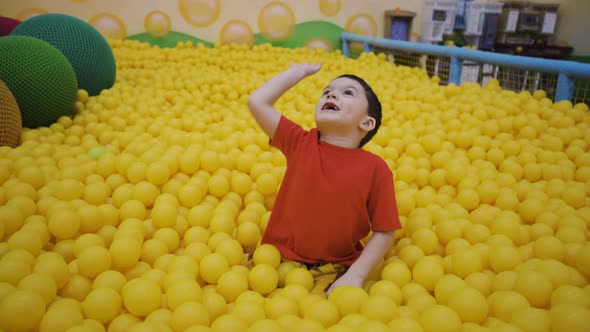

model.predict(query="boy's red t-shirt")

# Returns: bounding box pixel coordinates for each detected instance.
[261,116,401,266]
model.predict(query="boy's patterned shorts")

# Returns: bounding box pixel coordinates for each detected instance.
[245,254,348,295]
[288,260,348,295]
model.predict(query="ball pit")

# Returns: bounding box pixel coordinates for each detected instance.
[0,38,589,332]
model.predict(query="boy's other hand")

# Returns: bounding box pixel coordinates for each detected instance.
[290,62,322,77]
[326,270,364,295]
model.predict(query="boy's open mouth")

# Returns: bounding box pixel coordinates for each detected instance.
[321,102,339,111]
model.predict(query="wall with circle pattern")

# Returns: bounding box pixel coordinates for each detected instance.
[1,0,424,51]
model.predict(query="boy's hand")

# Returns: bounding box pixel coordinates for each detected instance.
[289,62,322,78]
[326,270,364,295]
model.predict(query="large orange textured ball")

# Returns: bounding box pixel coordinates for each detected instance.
[0,79,21,147]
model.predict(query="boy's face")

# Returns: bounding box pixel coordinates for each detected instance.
[315,77,372,133]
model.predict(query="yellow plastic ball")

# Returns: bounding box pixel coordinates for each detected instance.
[199,253,230,284]
[48,209,81,240]
[510,306,550,332]
[7,230,43,256]
[17,273,57,306]
[419,304,462,332]
[303,298,341,328]
[248,263,278,295]
[264,295,299,319]
[0,289,46,331]
[381,260,412,288]
[39,298,84,332]
[575,243,590,278]
[171,301,210,331]
[82,287,122,324]
[447,286,488,323]
[92,270,127,293]
[210,314,248,331]
[434,274,466,304]
[216,270,248,303]
[252,243,281,268]
[121,278,162,317]
[488,290,530,322]
[452,248,483,278]
[77,246,112,279]
[284,267,314,292]
[109,238,142,269]
[412,258,444,292]
[550,304,590,332]
[34,252,70,289]
[166,279,203,311]
[215,239,244,267]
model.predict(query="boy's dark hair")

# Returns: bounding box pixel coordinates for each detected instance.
[337,74,382,148]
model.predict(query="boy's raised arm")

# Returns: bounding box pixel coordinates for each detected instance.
[247,62,321,139]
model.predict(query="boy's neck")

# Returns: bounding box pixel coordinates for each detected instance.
[319,134,360,149]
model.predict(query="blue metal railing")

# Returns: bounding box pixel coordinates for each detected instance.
[341,32,590,102]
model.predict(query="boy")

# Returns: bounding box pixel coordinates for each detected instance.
[247,62,401,294]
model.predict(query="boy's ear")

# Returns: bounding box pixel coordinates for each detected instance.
[359,116,376,132]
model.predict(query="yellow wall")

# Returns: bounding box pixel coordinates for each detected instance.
[2,0,586,54]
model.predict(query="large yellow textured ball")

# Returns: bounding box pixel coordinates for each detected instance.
[0,289,46,332]
[121,278,162,317]
[249,263,278,295]
[82,287,122,324]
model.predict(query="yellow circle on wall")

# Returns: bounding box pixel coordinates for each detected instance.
[305,38,333,52]
[145,10,172,37]
[88,13,127,40]
[220,20,254,46]
[179,0,220,27]
[16,8,48,21]
[345,14,377,36]
[258,2,296,42]
[319,0,341,17]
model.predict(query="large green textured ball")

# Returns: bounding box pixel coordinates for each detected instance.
[11,13,116,96]
[0,36,78,128]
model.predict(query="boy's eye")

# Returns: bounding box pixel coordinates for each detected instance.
[344,90,353,95]
[322,90,330,96]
